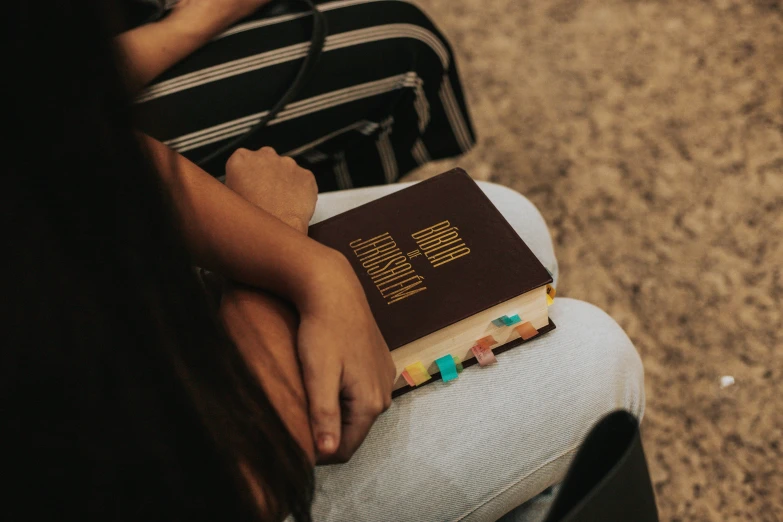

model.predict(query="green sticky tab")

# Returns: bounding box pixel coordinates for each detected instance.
[453,356,464,373]
[491,318,506,327]
[501,314,522,326]
[435,354,459,382]
[503,314,522,326]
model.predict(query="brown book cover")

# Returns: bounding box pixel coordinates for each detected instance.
[309,169,553,352]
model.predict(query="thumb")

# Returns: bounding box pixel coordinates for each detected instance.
[302,358,342,459]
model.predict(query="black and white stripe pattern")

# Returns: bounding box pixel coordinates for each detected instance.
[411,138,432,166]
[134,0,476,190]
[332,151,353,189]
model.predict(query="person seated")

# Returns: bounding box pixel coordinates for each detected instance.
[4,1,644,521]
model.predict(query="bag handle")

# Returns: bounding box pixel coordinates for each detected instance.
[195,0,328,168]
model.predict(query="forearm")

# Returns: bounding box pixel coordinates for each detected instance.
[115,11,233,93]
[142,135,340,305]
[220,285,315,464]
[216,168,317,465]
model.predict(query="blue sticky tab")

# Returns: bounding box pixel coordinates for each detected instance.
[503,314,522,326]
[491,318,506,327]
[435,355,459,382]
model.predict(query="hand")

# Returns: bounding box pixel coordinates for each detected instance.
[226,145,395,464]
[169,0,274,36]
[225,147,317,233]
[298,256,397,463]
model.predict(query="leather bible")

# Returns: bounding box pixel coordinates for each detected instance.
[309,169,555,395]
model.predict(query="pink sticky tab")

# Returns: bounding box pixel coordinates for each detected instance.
[471,343,497,367]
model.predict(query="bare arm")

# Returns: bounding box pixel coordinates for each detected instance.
[220,284,316,465]
[141,135,339,306]
[217,195,316,464]
[144,137,393,464]
[115,15,218,93]
[116,0,271,93]
[220,147,395,464]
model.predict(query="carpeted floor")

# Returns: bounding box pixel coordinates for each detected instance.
[406,0,783,520]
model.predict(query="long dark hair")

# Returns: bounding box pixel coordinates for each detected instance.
[2,2,313,520]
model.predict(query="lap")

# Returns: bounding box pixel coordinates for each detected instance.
[308,182,645,521]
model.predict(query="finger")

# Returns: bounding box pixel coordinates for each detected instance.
[281,155,297,167]
[387,358,397,387]
[301,356,343,459]
[326,392,386,464]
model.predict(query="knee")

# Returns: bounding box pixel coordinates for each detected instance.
[549,298,646,422]
[475,182,546,226]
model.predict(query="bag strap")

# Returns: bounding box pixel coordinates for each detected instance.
[195,0,328,168]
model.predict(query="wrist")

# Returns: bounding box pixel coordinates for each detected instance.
[294,247,359,315]
[222,283,297,326]
[280,213,309,234]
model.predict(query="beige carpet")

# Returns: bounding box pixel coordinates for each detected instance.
[406,0,783,520]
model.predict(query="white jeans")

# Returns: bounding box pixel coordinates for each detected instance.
[306,182,645,522]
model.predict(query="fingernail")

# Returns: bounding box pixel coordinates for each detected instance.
[318,434,336,454]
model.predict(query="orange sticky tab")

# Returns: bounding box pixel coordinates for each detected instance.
[404,362,431,386]
[471,343,497,366]
[476,335,498,348]
[401,370,416,387]
[515,321,539,340]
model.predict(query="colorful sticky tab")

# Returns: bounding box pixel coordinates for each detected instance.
[515,321,539,340]
[502,314,522,326]
[401,370,416,387]
[471,343,497,366]
[435,355,459,382]
[453,356,464,373]
[404,362,431,386]
[476,335,498,348]
[546,284,556,306]
[493,314,522,327]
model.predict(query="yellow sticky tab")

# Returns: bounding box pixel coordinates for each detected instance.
[546,284,556,306]
[404,362,431,386]
[401,370,416,387]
